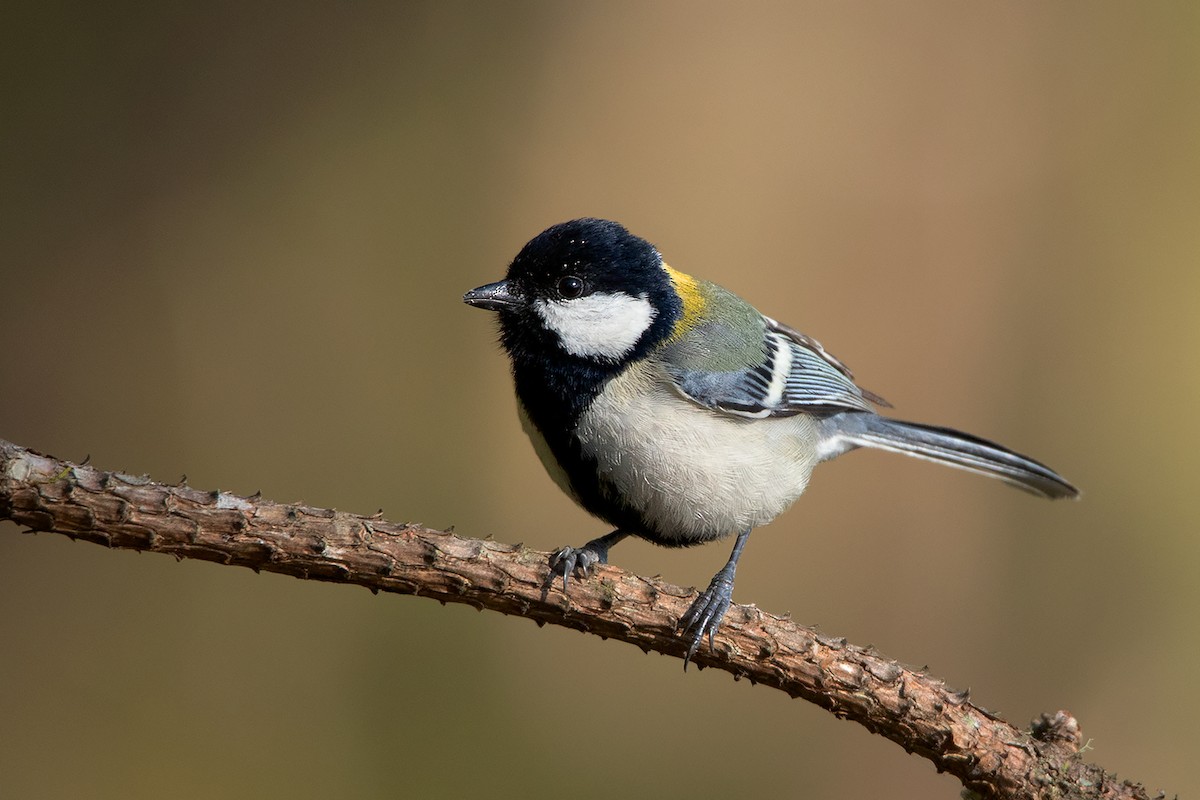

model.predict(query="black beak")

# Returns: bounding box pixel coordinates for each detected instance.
[463,280,520,311]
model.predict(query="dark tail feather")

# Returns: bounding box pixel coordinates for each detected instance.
[825,415,1080,500]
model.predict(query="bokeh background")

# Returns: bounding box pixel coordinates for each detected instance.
[3,3,1198,798]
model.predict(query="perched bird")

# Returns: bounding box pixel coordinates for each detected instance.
[464,218,1078,664]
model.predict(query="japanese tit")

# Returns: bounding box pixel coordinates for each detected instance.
[464,218,1078,663]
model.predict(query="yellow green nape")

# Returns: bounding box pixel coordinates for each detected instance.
[663,263,708,340]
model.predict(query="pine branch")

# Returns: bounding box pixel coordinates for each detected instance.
[0,438,1167,800]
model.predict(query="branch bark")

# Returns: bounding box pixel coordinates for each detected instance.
[0,438,1166,800]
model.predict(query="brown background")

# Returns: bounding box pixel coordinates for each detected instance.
[3,3,1198,798]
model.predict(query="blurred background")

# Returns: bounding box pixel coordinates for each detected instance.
[3,2,1198,798]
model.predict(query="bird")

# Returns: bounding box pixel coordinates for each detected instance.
[463,218,1078,665]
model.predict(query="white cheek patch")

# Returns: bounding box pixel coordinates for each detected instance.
[535,292,657,361]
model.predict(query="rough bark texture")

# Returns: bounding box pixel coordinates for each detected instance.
[0,439,1168,800]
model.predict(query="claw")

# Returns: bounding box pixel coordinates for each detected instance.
[677,528,751,669]
[549,546,597,592]
[547,531,627,593]
[678,566,735,667]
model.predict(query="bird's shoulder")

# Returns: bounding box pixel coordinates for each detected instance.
[652,274,885,416]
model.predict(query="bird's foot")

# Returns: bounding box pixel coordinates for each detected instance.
[548,544,604,592]
[678,563,737,667]
[547,531,625,592]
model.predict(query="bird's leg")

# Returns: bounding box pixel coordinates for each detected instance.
[678,528,751,667]
[548,530,628,592]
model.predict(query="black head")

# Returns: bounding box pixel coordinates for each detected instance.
[464,219,682,367]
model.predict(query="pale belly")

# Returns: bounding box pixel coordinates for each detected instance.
[572,361,821,543]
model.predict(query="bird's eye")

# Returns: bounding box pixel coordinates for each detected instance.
[556,275,586,299]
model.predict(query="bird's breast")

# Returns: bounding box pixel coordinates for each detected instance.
[573,359,822,544]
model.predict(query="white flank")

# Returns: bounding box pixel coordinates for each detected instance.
[535,292,656,361]
[574,359,822,541]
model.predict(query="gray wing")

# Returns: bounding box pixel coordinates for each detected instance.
[664,316,885,418]
[766,317,890,408]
